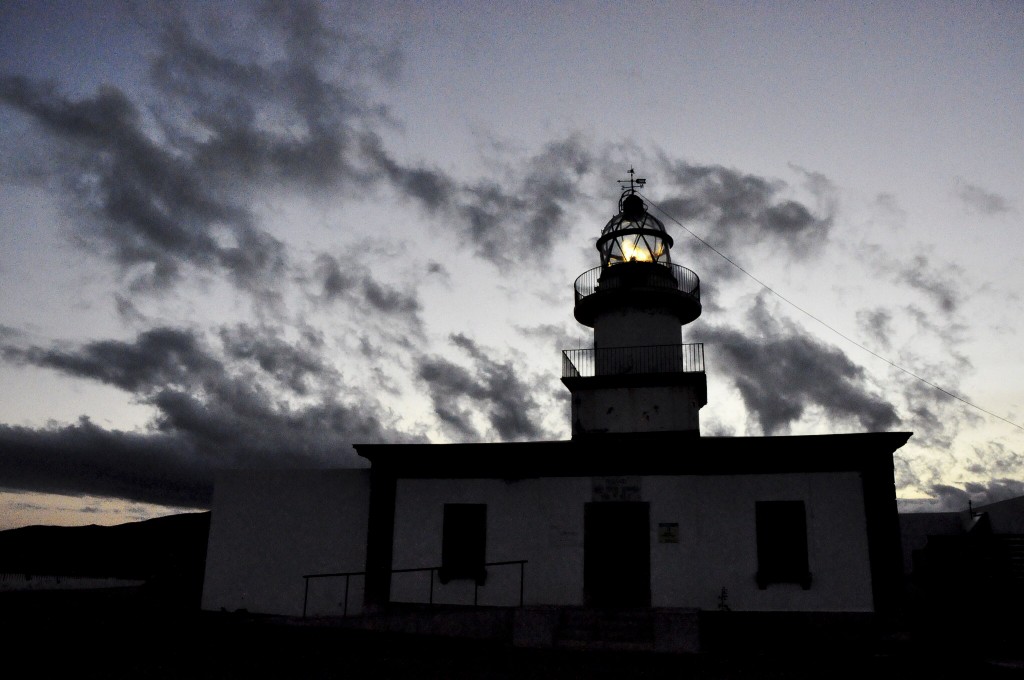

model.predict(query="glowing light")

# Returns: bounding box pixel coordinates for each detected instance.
[618,237,664,263]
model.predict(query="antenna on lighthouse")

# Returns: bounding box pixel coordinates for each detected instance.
[618,167,646,196]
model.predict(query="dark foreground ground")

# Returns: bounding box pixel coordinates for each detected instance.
[2,587,1022,679]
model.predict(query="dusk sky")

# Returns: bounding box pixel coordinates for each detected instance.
[1,0,1022,530]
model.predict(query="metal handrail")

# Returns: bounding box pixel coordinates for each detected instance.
[562,343,704,378]
[302,559,528,618]
[574,263,700,303]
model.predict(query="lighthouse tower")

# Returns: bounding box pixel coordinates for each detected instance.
[562,170,707,435]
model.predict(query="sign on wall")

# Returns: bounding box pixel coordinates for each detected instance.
[657,522,679,543]
[592,476,642,502]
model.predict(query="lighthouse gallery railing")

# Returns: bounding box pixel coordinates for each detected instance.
[562,343,705,378]
[573,263,701,303]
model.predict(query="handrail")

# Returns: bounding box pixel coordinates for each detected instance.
[302,559,528,618]
[562,343,704,378]
[574,263,700,304]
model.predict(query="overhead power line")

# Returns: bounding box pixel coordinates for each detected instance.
[641,193,1024,433]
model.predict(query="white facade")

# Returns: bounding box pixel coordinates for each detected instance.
[389,471,875,612]
[570,384,704,434]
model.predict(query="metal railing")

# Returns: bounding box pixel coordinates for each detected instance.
[562,343,704,378]
[574,263,700,304]
[302,560,528,618]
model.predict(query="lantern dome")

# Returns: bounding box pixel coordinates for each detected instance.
[596,189,674,267]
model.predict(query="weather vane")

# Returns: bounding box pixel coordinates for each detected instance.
[617,166,646,195]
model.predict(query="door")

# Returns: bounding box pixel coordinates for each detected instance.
[584,502,651,607]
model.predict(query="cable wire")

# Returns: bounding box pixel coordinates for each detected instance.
[641,193,1024,432]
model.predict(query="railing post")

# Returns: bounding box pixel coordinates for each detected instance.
[344,574,350,617]
[519,562,525,607]
[303,577,309,618]
[429,568,434,605]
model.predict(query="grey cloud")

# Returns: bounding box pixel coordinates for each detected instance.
[6,327,217,393]
[312,253,423,330]
[924,479,1024,512]
[965,441,1024,478]
[897,255,962,313]
[655,157,833,266]
[450,135,595,269]
[0,325,424,505]
[956,179,1012,215]
[856,308,895,351]
[699,296,898,435]
[367,133,595,270]
[0,74,287,293]
[416,333,550,442]
[963,478,1024,506]
[0,417,212,507]
[219,323,331,395]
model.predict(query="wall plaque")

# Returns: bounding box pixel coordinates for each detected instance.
[658,522,679,544]
[592,476,641,502]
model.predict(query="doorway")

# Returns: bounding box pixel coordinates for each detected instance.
[584,502,651,607]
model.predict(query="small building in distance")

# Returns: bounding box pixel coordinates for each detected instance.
[201,172,913,652]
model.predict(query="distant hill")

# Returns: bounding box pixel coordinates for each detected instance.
[0,512,210,605]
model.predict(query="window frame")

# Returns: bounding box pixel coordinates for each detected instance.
[755,500,812,590]
[439,503,487,585]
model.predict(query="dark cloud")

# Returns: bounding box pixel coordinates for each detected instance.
[965,440,1024,478]
[698,295,899,435]
[955,179,1012,215]
[416,333,550,442]
[896,255,963,314]
[924,479,1024,511]
[219,323,331,395]
[0,417,212,507]
[0,1,411,294]
[311,253,423,329]
[0,325,424,506]
[654,157,834,272]
[448,135,595,269]
[856,308,895,351]
[0,75,288,292]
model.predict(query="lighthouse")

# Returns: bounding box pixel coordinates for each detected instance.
[562,170,707,436]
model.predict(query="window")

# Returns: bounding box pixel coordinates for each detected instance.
[756,500,812,589]
[440,504,487,585]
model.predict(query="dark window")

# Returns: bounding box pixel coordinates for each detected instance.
[440,504,486,585]
[756,500,812,589]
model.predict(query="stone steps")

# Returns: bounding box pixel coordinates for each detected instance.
[554,608,655,650]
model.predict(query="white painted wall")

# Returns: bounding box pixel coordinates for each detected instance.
[593,306,682,349]
[391,477,590,607]
[647,472,874,612]
[201,468,370,617]
[391,471,875,612]
[571,384,702,434]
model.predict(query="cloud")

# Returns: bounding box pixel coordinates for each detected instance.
[698,294,899,435]
[0,75,288,292]
[0,417,212,507]
[923,478,1024,512]
[310,252,423,333]
[0,325,424,506]
[415,333,552,442]
[856,308,895,351]
[895,255,963,314]
[955,178,1012,215]
[654,157,834,270]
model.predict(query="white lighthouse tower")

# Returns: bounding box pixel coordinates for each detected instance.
[562,170,707,436]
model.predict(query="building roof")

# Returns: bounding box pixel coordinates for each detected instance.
[355,431,913,479]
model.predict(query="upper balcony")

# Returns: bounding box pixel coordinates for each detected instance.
[562,343,705,379]
[573,263,701,327]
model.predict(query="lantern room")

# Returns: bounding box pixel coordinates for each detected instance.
[596,183,674,267]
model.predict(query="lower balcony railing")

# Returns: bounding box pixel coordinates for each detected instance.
[562,343,704,378]
[302,560,528,617]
